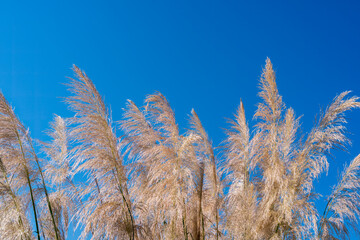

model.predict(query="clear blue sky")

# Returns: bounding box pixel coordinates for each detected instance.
[1,1,360,239]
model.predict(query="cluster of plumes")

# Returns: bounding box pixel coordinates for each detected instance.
[121,94,221,239]
[0,59,359,239]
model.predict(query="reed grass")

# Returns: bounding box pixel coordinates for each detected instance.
[0,59,359,239]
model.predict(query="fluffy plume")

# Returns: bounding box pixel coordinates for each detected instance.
[189,109,222,239]
[0,91,60,240]
[224,100,259,239]
[319,154,360,239]
[40,115,77,240]
[66,65,135,239]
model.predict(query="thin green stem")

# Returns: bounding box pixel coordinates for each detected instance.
[27,136,60,240]
[13,127,41,240]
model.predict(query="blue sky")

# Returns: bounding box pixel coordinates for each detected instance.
[1,0,360,238]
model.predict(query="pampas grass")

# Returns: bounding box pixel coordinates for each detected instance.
[0,59,359,239]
